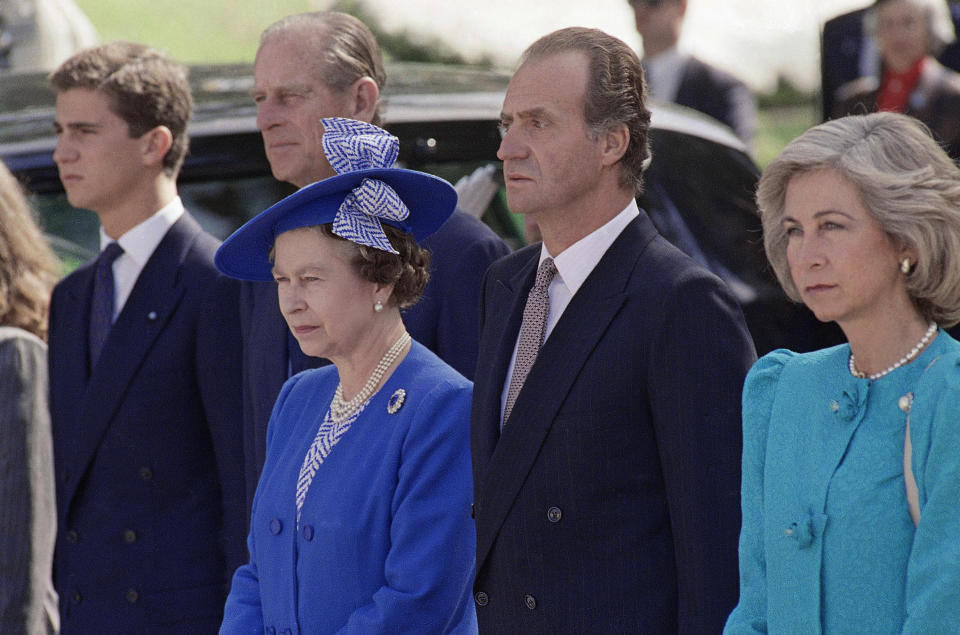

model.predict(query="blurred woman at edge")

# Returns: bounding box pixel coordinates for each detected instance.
[0,160,61,634]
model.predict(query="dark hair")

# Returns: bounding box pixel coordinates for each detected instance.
[261,12,387,126]
[520,27,651,193]
[314,224,430,308]
[0,162,61,340]
[49,41,193,176]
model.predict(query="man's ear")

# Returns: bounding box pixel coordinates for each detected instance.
[349,77,380,123]
[141,125,173,167]
[599,122,630,167]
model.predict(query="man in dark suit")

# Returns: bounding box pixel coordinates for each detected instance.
[47,42,245,632]
[241,11,510,508]
[629,0,756,146]
[470,27,756,632]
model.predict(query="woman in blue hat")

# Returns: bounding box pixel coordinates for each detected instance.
[217,118,476,634]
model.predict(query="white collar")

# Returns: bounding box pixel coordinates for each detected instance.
[540,199,639,298]
[99,196,185,263]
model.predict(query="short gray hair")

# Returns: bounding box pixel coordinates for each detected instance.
[865,0,956,57]
[260,11,386,125]
[757,112,960,326]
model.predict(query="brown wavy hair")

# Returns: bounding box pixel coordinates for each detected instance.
[49,41,193,176]
[313,224,430,309]
[0,163,61,340]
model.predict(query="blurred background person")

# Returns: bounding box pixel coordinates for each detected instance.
[216,119,476,633]
[725,112,960,633]
[628,0,757,147]
[0,161,60,634]
[0,0,97,72]
[820,0,960,120]
[832,0,960,159]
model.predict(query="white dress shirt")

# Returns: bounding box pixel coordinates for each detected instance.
[499,200,640,420]
[643,45,688,103]
[98,197,185,321]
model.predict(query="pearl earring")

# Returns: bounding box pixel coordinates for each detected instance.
[374,300,384,313]
[901,259,911,274]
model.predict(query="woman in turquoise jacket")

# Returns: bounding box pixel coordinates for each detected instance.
[725,112,960,633]
[215,118,476,633]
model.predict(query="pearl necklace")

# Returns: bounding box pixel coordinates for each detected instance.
[849,322,937,381]
[330,331,411,422]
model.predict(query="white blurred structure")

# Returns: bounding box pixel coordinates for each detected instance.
[1,0,98,72]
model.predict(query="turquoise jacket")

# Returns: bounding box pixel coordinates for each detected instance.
[725,332,960,634]
[221,341,477,634]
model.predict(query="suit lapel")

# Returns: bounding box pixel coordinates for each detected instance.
[472,254,538,470]
[475,215,658,569]
[63,215,200,508]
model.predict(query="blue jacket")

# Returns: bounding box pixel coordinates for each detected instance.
[725,334,960,633]
[239,210,510,515]
[471,212,756,632]
[48,213,245,632]
[222,341,477,634]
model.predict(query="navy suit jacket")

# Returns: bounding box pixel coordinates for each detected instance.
[239,209,510,510]
[675,56,756,146]
[48,212,245,633]
[470,212,756,633]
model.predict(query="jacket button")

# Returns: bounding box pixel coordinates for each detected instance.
[123,529,137,544]
[471,503,475,518]
[138,466,153,481]
[547,506,562,523]
[302,525,314,541]
[524,594,537,610]
[66,529,79,543]
[269,518,282,535]
[475,591,489,606]
[125,589,139,603]
[70,591,81,605]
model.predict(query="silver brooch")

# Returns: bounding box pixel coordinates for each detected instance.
[387,389,406,414]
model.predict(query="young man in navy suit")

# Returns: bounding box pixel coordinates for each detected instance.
[629,0,756,147]
[47,42,245,632]
[470,27,756,632]
[240,11,510,508]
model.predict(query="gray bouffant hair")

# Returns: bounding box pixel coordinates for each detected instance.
[757,111,960,327]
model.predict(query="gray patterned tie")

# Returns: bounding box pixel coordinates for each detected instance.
[503,257,557,426]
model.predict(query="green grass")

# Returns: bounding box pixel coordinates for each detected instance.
[74,0,314,63]
[755,103,818,168]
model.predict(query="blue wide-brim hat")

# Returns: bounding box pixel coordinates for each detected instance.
[214,118,458,281]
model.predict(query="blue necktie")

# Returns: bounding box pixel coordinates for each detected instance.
[89,242,124,369]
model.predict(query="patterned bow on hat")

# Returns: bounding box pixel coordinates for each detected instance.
[321,117,410,254]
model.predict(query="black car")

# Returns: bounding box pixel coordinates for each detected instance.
[0,61,836,354]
